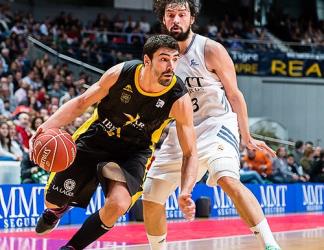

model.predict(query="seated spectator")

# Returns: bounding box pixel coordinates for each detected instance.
[31,116,44,134]
[48,81,66,99]
[20,152,48,184]
[243,148,272,178]
[239,148,265,184]
[286,154,309,181]
[300,146,315,175]
[139,16,151,33]
[270,146,302,183]
[292,140,304,166]
[15,112,32,152]
[310,149,324,183]
[0,121,23,161]
[305,141,314,149]
[313,146,322,162]
[240,166,265,184]
[207,19,218,38]
[14,80,30,106]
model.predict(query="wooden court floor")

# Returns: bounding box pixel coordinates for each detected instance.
[1,214,324,249]
[108,228,324,250]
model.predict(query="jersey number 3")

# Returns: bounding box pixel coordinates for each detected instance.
[191,98,199,112]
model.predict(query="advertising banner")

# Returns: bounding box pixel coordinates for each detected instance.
[229,51,324,78]
[1,183,324,229]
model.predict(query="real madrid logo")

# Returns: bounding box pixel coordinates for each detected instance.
[64,179,76,191]
[121,92,131,103]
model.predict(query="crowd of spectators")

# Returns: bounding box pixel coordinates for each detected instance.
[202,15,280,52]
[0,4,99,184]
[239,140,324,184]
[0,3,323,185]
[0,3,284,71]
[267,11,324,52]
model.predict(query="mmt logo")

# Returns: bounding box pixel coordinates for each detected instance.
[260,185,287,214]
[302,184,324,211]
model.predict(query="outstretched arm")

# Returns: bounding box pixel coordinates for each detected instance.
[170,93,198,220]
[29,63,124,161]
[205,40,275,157]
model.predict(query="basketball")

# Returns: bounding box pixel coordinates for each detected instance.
[32,128,77,172]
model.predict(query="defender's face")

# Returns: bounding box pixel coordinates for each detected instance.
[163,2,193,41]
[149,47,180,86]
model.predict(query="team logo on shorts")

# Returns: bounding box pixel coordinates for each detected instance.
[64,179,76,191]
[217,144,224,151]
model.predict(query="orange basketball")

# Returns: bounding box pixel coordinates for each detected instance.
[33,128,77,172]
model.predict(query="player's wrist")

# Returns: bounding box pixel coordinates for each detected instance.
[179,190,192,196]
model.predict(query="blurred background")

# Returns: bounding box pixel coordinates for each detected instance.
[0,0,323,205]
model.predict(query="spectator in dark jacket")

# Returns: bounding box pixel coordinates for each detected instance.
[20,152,48,184]
[270,146,300,183]
[292,140,304,165]
[300,146,314,175]
[311,149,324,182]
[286,154,309,182]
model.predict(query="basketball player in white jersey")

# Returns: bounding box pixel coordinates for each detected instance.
[142,1,281,250]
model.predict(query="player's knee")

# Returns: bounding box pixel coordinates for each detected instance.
[103,198,130,218]
[218,175,239,185]
[142,178,173,205]
[218,176,244,196]
[106,192,131,215]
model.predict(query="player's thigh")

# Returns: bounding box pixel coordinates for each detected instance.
[206,156,240,186]
[45,150,97,207]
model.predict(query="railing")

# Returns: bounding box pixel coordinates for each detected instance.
[79,30,324,53]
[27,36,104,82]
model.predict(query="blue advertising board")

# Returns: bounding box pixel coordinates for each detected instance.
[1,183,323,229]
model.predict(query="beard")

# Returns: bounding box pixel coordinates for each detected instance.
[158,70,174,86]
[163,24,191,41]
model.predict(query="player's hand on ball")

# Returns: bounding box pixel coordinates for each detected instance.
[178,193,195,221]
[29,127,44,163]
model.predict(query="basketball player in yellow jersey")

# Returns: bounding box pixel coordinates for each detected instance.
[143,1,281,250]
[30,35,198,250]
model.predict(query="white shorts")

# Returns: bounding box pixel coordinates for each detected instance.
[143,156,240,205]
[143,117,241,205]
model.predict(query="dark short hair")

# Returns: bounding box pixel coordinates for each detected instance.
[295,140,304,149]
[153,0,200,23]
[143,34,179,60]
[287,153,294,158]
[320,149,324,159]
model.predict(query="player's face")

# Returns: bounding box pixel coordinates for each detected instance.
[150,48,180,86]
[163,2,193,41]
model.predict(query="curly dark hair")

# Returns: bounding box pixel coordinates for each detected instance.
[153,0,200,23]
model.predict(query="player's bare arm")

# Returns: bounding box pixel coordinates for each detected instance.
[205,40,275,157]
[170,93,198,193]
[39,63,124,131]
[170,93,198,220]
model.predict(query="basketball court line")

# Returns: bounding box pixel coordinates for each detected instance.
[1,213,324,250]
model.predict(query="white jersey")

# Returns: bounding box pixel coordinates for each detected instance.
[177,34,237,124]
[153,34,240,164]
